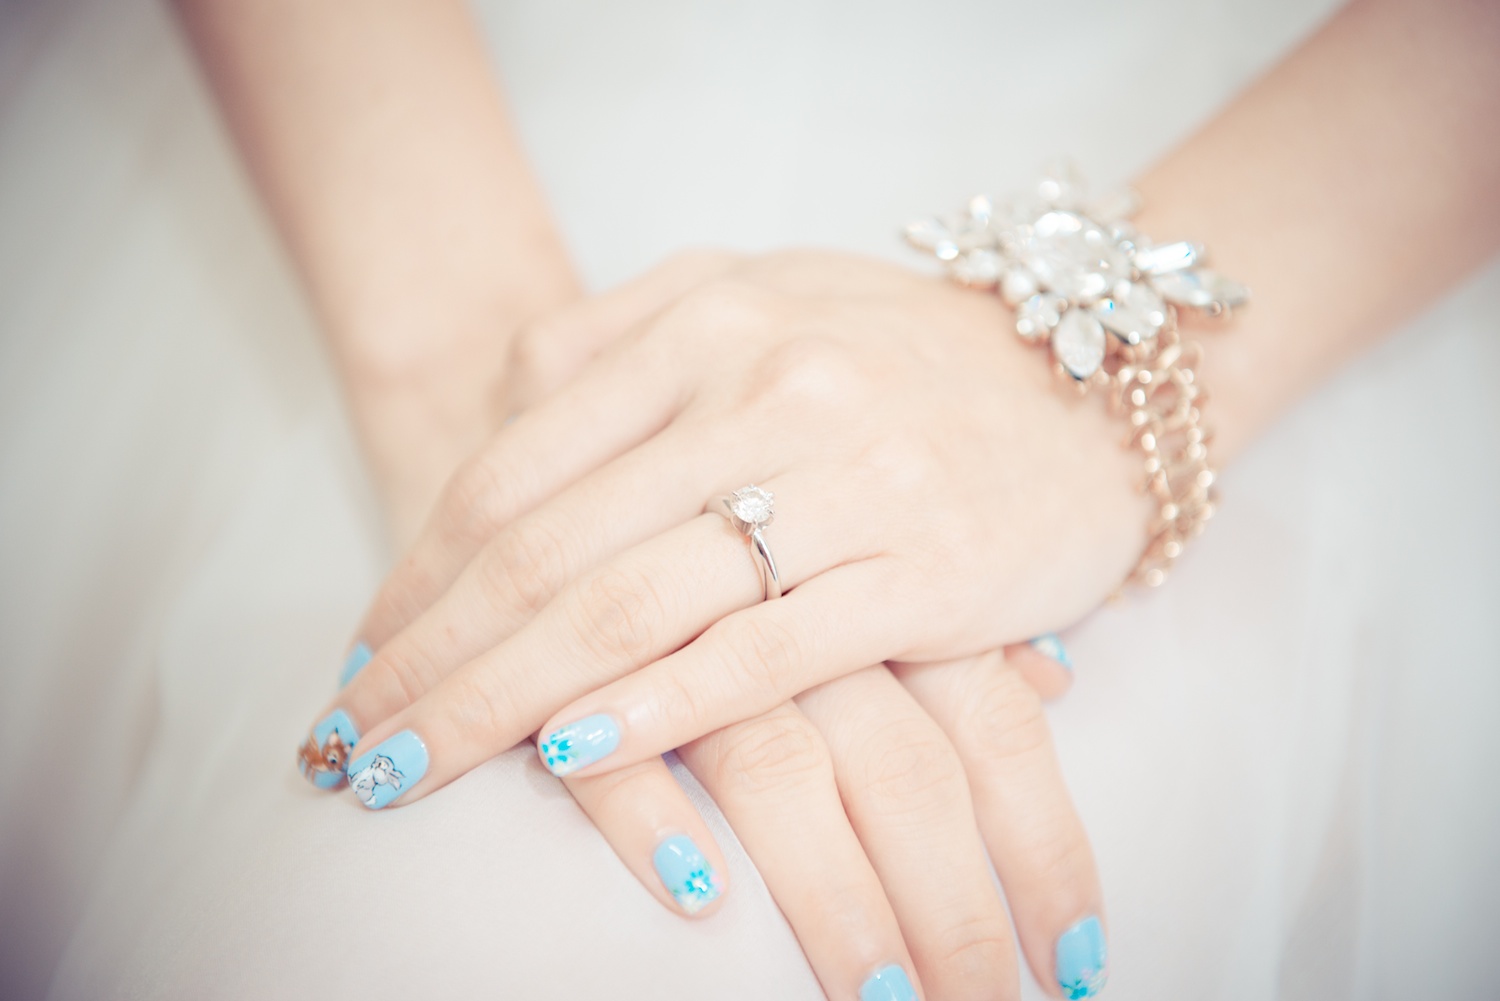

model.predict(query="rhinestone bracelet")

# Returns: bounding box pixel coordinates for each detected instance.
[904,165,1247,588]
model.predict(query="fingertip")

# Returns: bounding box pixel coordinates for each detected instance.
[652,833,727,917]
[1005,637,1074,702]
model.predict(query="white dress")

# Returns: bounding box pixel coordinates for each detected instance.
[2,1,1496,998]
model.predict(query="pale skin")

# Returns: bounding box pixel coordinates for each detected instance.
[176,1,1500,999]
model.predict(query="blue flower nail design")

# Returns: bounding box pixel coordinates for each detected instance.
[1030,632,1073,670]
[1056,915,1108,999]
[860,964,917,1001]
[652,835,723,915]
[345,729,428,810]
[296,709,359,790]
[538,714,620,776]
[338,641,373,688]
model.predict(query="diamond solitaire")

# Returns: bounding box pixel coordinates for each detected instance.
[728,485,774,528]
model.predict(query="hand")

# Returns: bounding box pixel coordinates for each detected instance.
[557,654,1105,1000]
[324,248,1138,795]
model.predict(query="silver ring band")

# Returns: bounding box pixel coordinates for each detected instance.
[708,485,782,602]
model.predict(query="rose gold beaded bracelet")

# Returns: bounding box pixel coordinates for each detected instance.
[905,165,1247,588]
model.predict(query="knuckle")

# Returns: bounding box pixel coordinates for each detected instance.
[932,915,1014,988]
[961,670,1051,763]
[584,764,667,819]
[748,336,869,413]
[712,712,833,798]
[715,614,803,696]
[569,564,669,663]
[440,457,512,546]
[477,519,571,619]
[852,718,967,812]
[371,643,443,709]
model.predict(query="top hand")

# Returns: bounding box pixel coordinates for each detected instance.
[322,248,1138,797]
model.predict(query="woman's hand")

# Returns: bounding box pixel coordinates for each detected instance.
[322,248,1137,796]
[542,654,1104,1000]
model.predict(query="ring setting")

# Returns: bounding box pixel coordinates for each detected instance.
[711,485,782,601]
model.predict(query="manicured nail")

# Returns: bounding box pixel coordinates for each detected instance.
[652,834,723,915]
[345,729,428,810]
[538,714,620,776]
[860,964,917,1001]
[1056,915,1108,999]
[338,641,373,688]
[1030,632,1073,670]
[296,709,359,790]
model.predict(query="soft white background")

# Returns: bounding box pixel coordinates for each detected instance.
[1,0,1496,998]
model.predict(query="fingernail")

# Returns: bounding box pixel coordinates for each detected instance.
[653,834,723,915]
[338,641,373,688]
[860,964,917,1001]
[1030,632,1073,670]
[345,729,428,810]
[296,709,360,790]
[538,714,620,776]
[1056,915,1108,999]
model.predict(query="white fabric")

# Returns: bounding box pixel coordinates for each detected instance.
[1,0,1496,998]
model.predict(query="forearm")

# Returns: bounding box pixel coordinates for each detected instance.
[173,0,579,536]
[1131,0,1500,461]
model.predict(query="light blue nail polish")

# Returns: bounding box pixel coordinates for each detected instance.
[860,964,917,1001]
[1056,915,1108,999]
[538,714,620,776]
[345,729,428,809]
[338,642,373,688]
[1030,632,1073,670]
[297,709,360,790]
[652,835,723,914]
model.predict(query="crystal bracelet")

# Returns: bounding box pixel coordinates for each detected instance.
[904,165,1248,588]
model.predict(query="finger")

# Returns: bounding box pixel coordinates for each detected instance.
[536,557,916,778]
[563,755,729,917]
[893,652,1108,1000]
[797,667,1018,999]
[351,324,690,659]
[503,249,744,411]
[338,477,871,806]
[677,704,922,1001]
[1005,633,1074,702]
[322,419,749,755]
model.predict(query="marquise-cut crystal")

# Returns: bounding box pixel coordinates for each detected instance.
[1134,241,1202,275]
[1151,268,1249,311]
[904,218,958,261]
[729,485,774,526]
[1014,293,1061,341]
[1022,211,1132,302]
[1051,309,1107,379]
[952,249,1002,287]
[1092,281,1167,345]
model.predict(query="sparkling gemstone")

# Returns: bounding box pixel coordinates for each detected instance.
[729,485,774,526]
[1092,280,1167,345]
[1000,267,1039,306]
[1022,211,1132,302]
[951,249,1002,287]
[1051,309,1107,380]
[904,218,958,261]
[1134,241,1203,275]
[1151,268,1249,312]
[1014,293,1062,341]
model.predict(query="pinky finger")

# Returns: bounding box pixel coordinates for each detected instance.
[564,756,730,917]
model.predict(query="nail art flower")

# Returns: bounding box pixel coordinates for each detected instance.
[348,754,405,808]
[670,865,723,915]
[906,163,1248,382]
[539,732,575,773]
